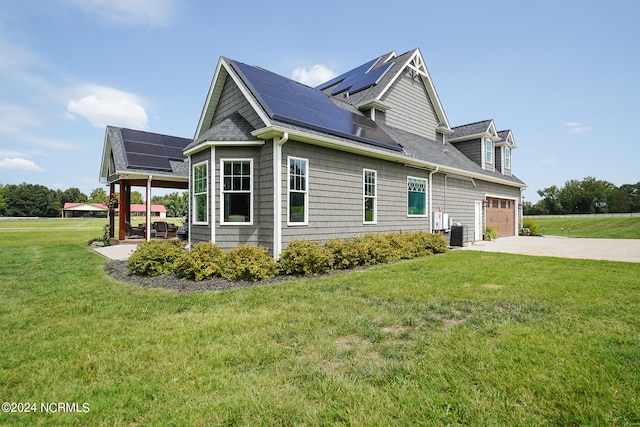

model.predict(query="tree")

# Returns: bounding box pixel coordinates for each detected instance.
[537,185,563,214]
[0,184,7,215]
[89,187,108,204]
[152,191,188,217]
[130,191,144,205]
[5,183,59,217]
[59,187,88,206]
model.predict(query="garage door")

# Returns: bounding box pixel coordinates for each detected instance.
[486,197,515,237]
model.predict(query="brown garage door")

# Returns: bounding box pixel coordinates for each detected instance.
[486,198,515,237]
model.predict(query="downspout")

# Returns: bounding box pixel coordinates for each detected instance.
[273,132,288,258]
[428,166,439,233]
[187,156,192,249]
[146,175,152,241]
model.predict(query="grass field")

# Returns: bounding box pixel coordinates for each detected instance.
[1,219,639,425]
[529,216,640,239]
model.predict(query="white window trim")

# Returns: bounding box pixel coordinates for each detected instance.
[504,146,511,170]
[485,138,493,165]
[192,160,208,225]
[287,156,308,226]
[363,169,377,224]
[219,158,254,226]
[407,176,428,217]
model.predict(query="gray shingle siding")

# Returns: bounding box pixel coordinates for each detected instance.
[381,70,439,139]
[211,75,263,130]
[190,149,213,243]
[281,140,433,245]
[453,138,482,166]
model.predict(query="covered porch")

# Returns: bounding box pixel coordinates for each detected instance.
[99,126,192,243]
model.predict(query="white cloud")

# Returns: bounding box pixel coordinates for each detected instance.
[291,64,337,86]
[0,158,45,172]
[541,158,557,164]
[566,122,592,135]
[73,0,174,27]
[67,85,149,130]
[0,102,79,149]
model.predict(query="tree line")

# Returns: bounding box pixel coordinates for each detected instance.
[0,183,188,218]
[524,176,640,215]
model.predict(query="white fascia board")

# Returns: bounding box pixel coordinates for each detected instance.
[254,125,524,188]
[115,171,189,182]
[193,57,272,140]
[183,140,265,157]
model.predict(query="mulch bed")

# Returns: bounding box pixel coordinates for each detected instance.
[104,260,371,293]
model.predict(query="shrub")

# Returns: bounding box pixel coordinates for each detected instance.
[325,238,362,270]
[483,226,498,241]
[222,244,277,282]
[521,218,539,236]
[174,242,226,281]
[127,240,184,276]
[278,239,334,275]
[88,224,111,246]
[357,233,402,265]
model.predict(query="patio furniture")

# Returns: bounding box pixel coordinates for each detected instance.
[125,222,145,239]
[154,221,169,238]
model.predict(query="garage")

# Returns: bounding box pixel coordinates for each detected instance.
[486,197,515,237]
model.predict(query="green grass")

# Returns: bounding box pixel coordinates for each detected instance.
[530,216,640,239]
[1,220,640,425]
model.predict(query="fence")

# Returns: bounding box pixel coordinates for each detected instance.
[525,212,640,219]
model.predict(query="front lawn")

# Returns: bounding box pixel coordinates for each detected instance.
[1,221,639,425]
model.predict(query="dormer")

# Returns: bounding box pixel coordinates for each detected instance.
[316,48,452,143]
[496,130,517,176]
[448,119,500,172]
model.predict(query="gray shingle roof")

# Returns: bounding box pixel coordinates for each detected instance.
[187,112,256,150]
[449,120,493,140]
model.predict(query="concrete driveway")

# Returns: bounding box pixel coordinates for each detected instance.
[457,236,640,263]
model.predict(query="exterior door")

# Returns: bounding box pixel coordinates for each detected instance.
[474,201,482,241]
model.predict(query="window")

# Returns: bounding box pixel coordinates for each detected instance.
[192,161,208,224]
[407,177,427,216]
[221,159,252,224]
[288,157,308,225]
[363,169,377,223]
[485,138,493,164]
[504,147,511,169]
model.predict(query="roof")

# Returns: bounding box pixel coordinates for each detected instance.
[116,204,167,213]
[62,202,108,211]
[100,126,191,183]
[448,120,496,141]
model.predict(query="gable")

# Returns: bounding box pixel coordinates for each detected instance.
[380,68,440,137]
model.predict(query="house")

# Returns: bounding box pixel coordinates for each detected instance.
[182,48,525,255]
[62,202,108,218]
[116,204,168,218]
[99,47,526,251]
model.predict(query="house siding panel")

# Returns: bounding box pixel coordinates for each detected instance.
[381,70,439,139]
[452,139,482,166]
[280,140,432,246]
[190,149,213,243]
[211,75,263,130]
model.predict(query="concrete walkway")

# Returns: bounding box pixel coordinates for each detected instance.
[92,243,139,261]
[457,236,640,263]
[92,236,640,263]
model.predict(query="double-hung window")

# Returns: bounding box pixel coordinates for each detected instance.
[485,138,493,164]
[221,159,252,224]
[288,157,308,225]
[407,177,427,216]
[192,161,208,224]
[363,169,377,223]
[504,147,511,169]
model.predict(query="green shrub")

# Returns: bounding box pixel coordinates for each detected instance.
[174,241,226,281]
[127,240,184,276]
[357,233,402,265]
[278,239,334,275]
[222,244,277,282]
[521,218,539,236]
[325,238,362,269]
[406,230,448,256]
[483,226,498,241]
[88,224,111,246]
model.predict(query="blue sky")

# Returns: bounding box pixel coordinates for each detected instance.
[1,0,638,203]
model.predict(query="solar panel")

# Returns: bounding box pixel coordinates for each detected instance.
[347,62,394,94]
[231,61,402,152]
[120,128,191,172]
